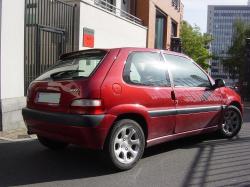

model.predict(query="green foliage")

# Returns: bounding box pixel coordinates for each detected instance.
[180,21,213,70]
[223,20,250,81]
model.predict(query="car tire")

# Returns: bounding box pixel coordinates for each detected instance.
[219,105,243,139]
[37,136,68,150]
[105,119,145,171]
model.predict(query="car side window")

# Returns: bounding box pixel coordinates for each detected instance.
[124,52,171,87]
[164,54,211,87]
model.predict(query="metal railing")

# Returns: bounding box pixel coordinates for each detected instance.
[85,0,143,25]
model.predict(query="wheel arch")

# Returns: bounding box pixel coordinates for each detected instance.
[115,113,148,140]
[229,101,243,113]
[103,112,149,149]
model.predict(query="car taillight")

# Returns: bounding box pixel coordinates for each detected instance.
[70,99,104,115]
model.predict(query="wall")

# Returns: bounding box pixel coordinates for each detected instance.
[135,0,149,47]
[150,0,183,49]
[79,0,147,49]
[1,0,25,99]
[136,0,183,49]
[0,0,2,131]
[0,0,26,131]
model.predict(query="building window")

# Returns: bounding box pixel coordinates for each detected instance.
[171,20,178,37]
[129,0,136,16]
[172,0,180,11]
[155,9,166,49]
[120,0,136,18]
[95,0,116,13]
[212,62,218,67]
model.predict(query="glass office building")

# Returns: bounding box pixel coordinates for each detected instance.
[207,5,250,85]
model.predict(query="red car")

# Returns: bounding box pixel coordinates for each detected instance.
[22,48,243,170]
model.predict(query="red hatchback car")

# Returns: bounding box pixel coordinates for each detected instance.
[22,48,243,170]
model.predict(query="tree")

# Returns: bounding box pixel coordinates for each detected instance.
[223,20,250,81]
[180,21,213,69]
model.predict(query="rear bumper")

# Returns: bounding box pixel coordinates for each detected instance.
[22,108,104,127]
[22,108,116,149]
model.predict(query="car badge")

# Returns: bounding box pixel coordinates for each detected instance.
[69,88,80,93]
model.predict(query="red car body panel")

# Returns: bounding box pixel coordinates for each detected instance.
[22,48,243,150]
[24,113,116,149]
[220,87,243,112]
[101,48,176,140]
[173,87,223,133]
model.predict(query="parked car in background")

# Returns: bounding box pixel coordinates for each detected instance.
[22,48,243,170]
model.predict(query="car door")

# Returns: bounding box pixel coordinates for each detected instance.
[123,51,176,139]
[163,53,223,133]
[102,49,176,140]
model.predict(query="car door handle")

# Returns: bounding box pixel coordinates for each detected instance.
[171,91,176,100]
[171,91,178,105]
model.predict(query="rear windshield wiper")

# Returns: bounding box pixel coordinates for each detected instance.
[50,70,85,80]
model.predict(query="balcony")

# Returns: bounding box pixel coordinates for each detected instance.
[78,0,147,49]
[84,0,143,25]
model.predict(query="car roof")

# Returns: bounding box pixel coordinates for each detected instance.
[117,47,191,59]
[60,47,191,61]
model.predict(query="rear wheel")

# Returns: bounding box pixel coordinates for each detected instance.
[105,119,145,171]
[220,105,242,138]
[38,136,68,150]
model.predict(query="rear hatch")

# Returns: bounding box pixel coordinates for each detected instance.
[27,49,108,114]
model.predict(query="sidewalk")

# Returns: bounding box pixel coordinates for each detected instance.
[244,102,250,108]
[0,128,36,141]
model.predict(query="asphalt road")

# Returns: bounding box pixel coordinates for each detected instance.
[1,109,250,187]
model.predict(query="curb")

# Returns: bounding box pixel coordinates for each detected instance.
[0,136,37,142]
[0,127,37,142]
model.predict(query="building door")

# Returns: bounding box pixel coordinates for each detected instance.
[24,0,75,93]
[155,9,166,49]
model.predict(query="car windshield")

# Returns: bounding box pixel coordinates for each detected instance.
[36,50,107,81]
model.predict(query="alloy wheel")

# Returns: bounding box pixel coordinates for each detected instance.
[113,126,141,164]
[222,108,241,136]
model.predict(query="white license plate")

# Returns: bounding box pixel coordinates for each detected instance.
[37,92,61,104]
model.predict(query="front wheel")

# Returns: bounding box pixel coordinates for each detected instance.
[106,119,145,171]
[219,105,243,138]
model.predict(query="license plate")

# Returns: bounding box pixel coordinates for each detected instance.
[37,92,61,104]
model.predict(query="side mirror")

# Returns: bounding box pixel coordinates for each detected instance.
[213,79,225,89]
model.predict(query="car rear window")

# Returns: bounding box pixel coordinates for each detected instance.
[36,50,107,81]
